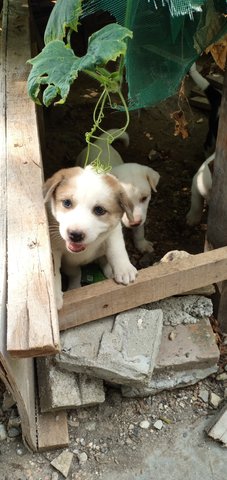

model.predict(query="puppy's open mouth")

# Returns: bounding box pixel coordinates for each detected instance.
[66,241,86,253]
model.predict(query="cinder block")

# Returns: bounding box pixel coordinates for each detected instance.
[56,309,163,386]
[121,318,219,397]
[37,357,105,412]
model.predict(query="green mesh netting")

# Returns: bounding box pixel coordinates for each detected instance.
[83,0,227,109]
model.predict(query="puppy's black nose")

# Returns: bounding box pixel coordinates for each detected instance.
[68,230,85,243]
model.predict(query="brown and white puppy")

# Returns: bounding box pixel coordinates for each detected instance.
[44,165,137,309]
[77,129,160,253]
[186,153,214,226]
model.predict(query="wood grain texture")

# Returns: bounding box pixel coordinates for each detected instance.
[5,0,60,357]
[59,246,227,331]
[37,411,69,451]
[207,67,227,333]
[0,0,37,452]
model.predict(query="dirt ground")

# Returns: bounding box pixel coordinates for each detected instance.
[1,4,227,480]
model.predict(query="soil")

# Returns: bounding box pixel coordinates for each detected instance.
[1,4,226,480]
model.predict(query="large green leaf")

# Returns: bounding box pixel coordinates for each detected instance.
[44,0,82,45]
[80,23,133,70]
[27,41,82,106]
[27,24,132,106]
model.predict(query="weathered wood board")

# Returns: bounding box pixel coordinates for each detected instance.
[3,0,60,357]
[59,246,227,331]
[0,0,68,453]
[0,0,37,451]
[207,66,227,332]
[37,411,69,451]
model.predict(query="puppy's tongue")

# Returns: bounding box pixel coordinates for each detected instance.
[67,241,86,253]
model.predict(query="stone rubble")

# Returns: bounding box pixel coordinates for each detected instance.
[50,450,74,478]
[56,308,163,386]
[35,295,219,410]
[121,318,219,397]
[37,357,105,412]
[146,295,213,326]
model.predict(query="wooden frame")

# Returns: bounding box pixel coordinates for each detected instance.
[1,0,227,452]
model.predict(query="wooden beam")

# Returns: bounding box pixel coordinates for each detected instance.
[0,3,36,452]
[207,66,227,332]
[59,246,227,331]
[37,411,69,452]
[4,0,60,357]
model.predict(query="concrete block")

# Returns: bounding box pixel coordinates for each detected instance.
[121,318,219,397]
[146,295,213,326]
[37,357,105,412]
[56,308,163,386]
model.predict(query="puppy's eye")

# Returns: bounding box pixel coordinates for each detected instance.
[140,196,148,203]
[93,205,107,216]
[62,199,72,208]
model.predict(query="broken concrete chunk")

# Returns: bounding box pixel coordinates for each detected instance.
[209,392,222,409]
[206,405,227,446]
[146,295,213,326]
[51,451,73,478]
[37,357,105,412]
[57,309,163,386]
[122,319,219,397]
[198,388,209,403]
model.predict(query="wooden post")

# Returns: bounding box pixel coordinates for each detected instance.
[3,0,60,357]
[207,66,227,332]
[0,0,69,452]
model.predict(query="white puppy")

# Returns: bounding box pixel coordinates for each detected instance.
[44,165,138,309]
[77,129,160,253]
[186,153,214,226]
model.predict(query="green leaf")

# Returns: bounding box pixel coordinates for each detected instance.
[44,0,82,45]
[27,40,82,105]
[27,24,133,106]
[81,24,133,71]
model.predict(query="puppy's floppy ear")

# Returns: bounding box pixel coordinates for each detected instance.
[118,187,134,223]
[146,167,160,192]
[43,170,65,203]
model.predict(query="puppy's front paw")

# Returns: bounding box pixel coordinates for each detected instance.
[102,263,114,279]
[114,263,138,285]
[135,239,154,253]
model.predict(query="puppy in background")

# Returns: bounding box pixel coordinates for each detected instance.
[77,129,160,253]
[186,152,214,226]
[44,166,137,309]
[189,62,221,153]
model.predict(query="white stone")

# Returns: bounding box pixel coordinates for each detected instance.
[51,451,73,478]
[0,424,7,441]
[78,452,88,465]
[210,392,222,408]
[153,420,163,430]
[139,420,150,429]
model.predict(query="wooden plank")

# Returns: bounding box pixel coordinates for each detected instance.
[5,0,60,357]
[207,66,227,332]
[37,411,69,452]
[206,405,227,446]
[0,1,37,451]
[59,246,227,331]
